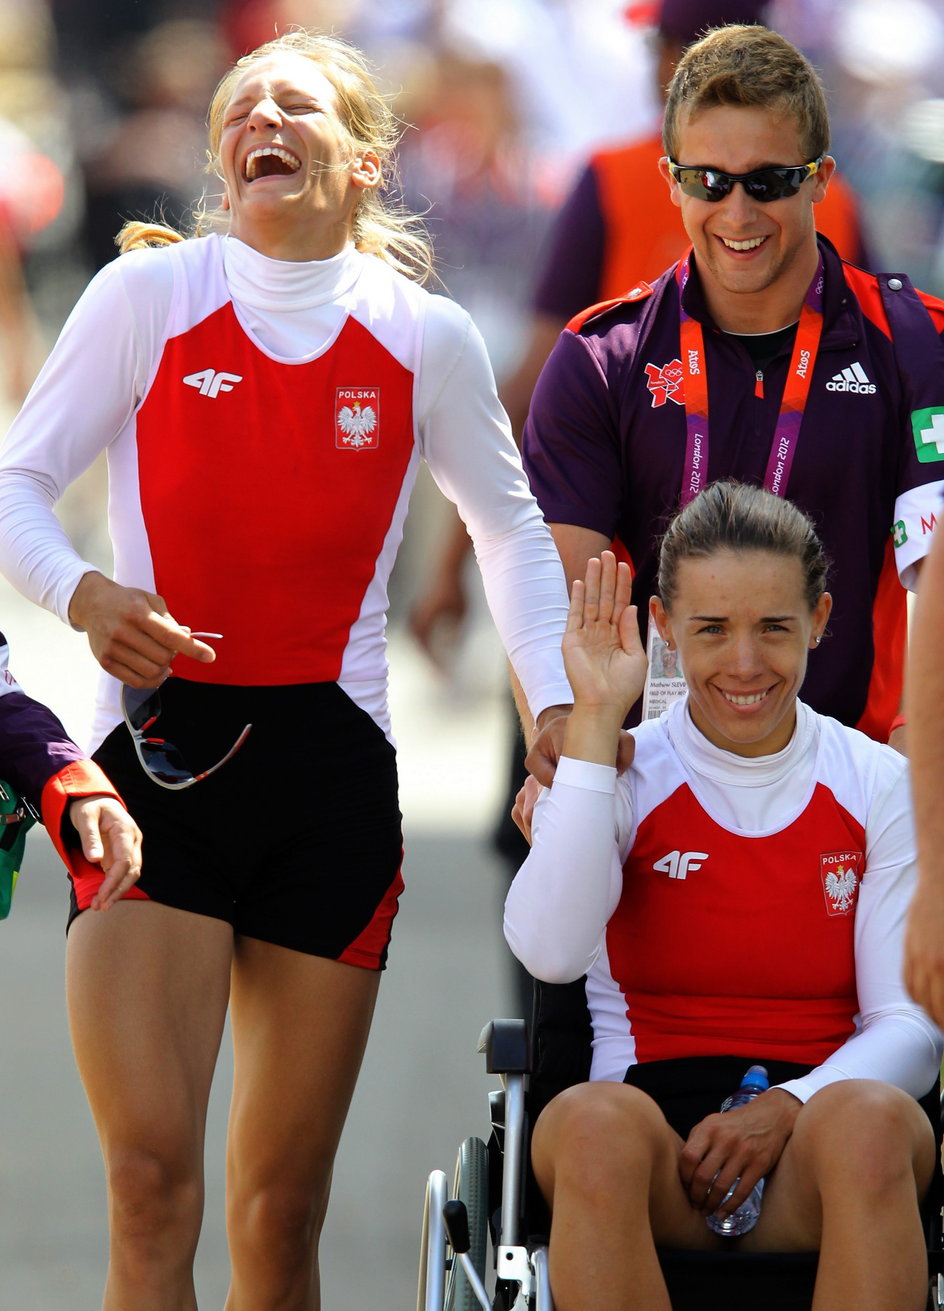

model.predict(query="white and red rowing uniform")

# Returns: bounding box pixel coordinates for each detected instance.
[505,698,943,1104]
[0,235,571,747]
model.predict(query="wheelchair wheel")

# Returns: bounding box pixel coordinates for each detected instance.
[445,1135,489,1311]
[418,1169,449,1311]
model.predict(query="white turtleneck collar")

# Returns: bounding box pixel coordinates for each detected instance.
[663,696,819,832]
[222,235,364,312]
[220,236,368,358]
[667,695,816,783]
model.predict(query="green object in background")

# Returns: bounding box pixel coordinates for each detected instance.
[0,782,37,920]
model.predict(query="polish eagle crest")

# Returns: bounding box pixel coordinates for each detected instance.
[820,850,862,916]
[824,866,857,913]
[338,400,377,447]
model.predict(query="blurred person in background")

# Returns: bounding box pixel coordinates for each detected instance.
[0,28,570,1310]
[769,0,944,297]
[218,0,657,187]
[75,18,230,273]
[0,117,63,409]
[396,47,559,388]
[0,0,72,410]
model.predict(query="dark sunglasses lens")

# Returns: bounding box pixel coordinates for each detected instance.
[138,740,193,786]
[698,170,734,201]
[676,168,730,200]
[123,685,161,732]
[743,169,802,201]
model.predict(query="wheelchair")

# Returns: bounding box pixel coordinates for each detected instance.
[419,996,944,1311]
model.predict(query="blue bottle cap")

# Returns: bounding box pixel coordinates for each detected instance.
[740,1064,769,1091]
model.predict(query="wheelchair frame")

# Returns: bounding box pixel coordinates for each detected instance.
[418,1019,550,1311]
[419,1018,944,1311]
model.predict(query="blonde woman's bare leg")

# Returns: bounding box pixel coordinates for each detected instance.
[66,901,234,1311]
[223,941,380,1311]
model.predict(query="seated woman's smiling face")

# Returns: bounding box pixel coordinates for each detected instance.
[651,548,831,757]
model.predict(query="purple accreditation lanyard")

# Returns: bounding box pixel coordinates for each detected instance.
[675,251,825,505]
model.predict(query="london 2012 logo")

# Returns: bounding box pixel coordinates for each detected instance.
[336,387,380,449]
[644,359,685,408]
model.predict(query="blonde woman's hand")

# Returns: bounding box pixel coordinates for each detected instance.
[68,571,217,687]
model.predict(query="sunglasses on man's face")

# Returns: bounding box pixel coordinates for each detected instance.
[667,156,824,203]
[121,684,251,790]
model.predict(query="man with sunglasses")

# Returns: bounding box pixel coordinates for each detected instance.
[523,21,944,756]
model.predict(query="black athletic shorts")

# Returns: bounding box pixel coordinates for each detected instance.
[624,1056,814,1139]
[78,678,404,969]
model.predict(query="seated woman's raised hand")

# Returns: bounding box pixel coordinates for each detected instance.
[563,551,648,720]
[555,551,648,769]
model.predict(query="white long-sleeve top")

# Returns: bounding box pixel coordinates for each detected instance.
[505,698,943,1105]
[0,236,570,745]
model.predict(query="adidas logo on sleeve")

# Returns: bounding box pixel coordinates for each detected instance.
[826,362,876,394]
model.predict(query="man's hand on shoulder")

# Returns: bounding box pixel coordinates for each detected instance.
[526,708,635,788]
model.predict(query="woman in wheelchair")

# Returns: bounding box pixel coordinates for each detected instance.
[504,481,943,1311]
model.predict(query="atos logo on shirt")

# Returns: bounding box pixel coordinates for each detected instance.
[653,849,708,880]
[336,387,380,449]
[645,359,685,408]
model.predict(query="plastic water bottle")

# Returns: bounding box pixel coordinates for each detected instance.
[705,1064,769,1237]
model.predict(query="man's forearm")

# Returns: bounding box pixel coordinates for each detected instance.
[509,660,571,744]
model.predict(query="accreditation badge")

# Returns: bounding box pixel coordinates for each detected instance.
[640,613,688,721]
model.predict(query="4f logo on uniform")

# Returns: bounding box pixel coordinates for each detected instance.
[645,359,685,408]
[653,849,708,880]
[336,387,380,449]
[183,369,243,398]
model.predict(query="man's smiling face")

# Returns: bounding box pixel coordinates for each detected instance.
[661,103,833,331]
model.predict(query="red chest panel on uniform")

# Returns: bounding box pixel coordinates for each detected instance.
[135,305,415,684]
[608,781,865,1063]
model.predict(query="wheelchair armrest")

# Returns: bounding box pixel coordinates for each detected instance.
[477,1018,531,1075]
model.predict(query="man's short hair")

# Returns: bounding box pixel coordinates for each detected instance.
[662,24,831,162]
